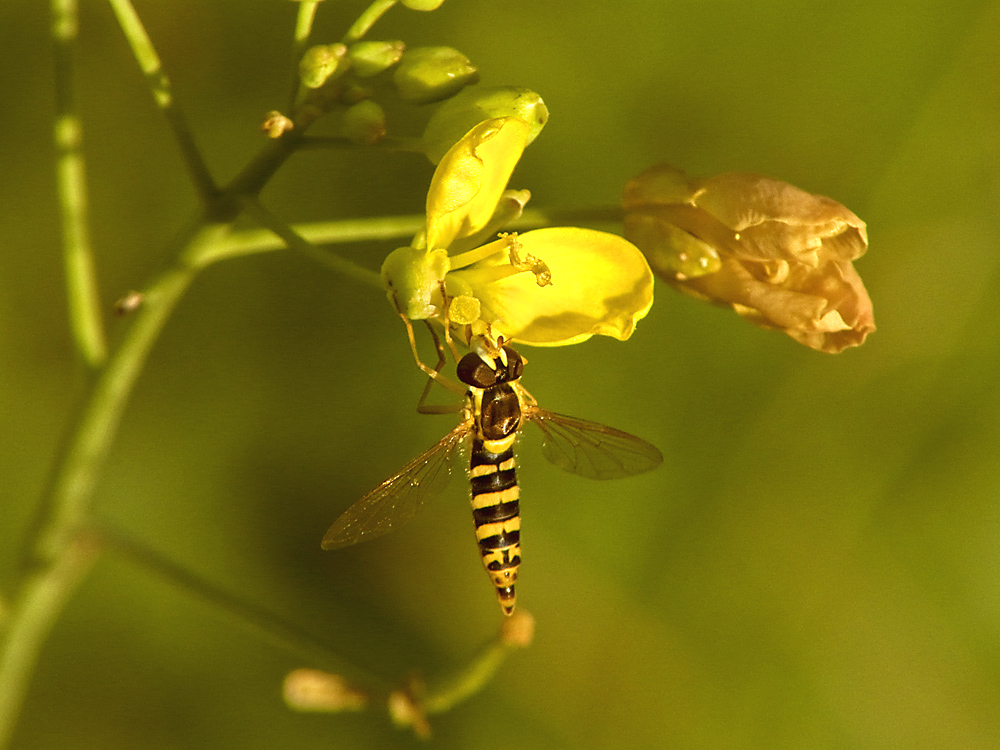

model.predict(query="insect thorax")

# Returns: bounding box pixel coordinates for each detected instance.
[458,347,525,444]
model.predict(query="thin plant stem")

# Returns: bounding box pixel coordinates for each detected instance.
[287,1,322,111]
[423,638,511,714]
[297,135,426,153]
[106,0,218,203]
[26,220,226,566]
[0,533,102,748]
[222,131,302,200]
[192,205,627,265]
[53,0,107,368]
[196,215,427,265]
[98,523,364,677]
[512,205,625,228]
[0,1,606,740]
[0,221,227,750]
[240,199,383,289]
[342,0,397,44]
[293,1,321,53]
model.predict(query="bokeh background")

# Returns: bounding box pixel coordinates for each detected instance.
[3,0,1000,747]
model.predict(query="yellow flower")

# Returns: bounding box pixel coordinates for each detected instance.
[623,164,875,354]
[383,118,653,346]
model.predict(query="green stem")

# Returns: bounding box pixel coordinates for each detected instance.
[293,1,321,50]
[287,1,322,111]
[29,221,226,565]
[513,205,625,228]
[298,135,426,153]
[240,199,383,289]
[0,222,227,750]
[191,215,426,265]
[99,523,359,674]
[0,533,102,748]
[342,0,397,44]
[53,0,107,368]
[106,0,218,203]
[423,639,511,715]
[222,130,302,200]
[191,205,627,267]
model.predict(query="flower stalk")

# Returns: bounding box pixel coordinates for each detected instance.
[1,0,437,742]
[106,0,217,202]
[53,0,106,369]
[284,611,535,739]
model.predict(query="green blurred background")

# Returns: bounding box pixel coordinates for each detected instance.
[3,0,1000,747]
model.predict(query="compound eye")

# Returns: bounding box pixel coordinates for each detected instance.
[502,346,523,380]
[457,352,498,388]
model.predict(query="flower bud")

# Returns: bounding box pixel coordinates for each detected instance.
[393,47,479,104]
[261,110,294,139]
[422,86,548,164]
[387,682,431,739]
[342,99,387,145]
[624,164,875,353]
[300,43,348,89]
[347,40,405,78]
[113,290,144,316]
[283,669,368,712]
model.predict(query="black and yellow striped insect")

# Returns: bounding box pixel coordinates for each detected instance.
[322,345,662,615]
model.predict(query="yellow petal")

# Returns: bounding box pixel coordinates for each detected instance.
[452,228,654,346]
[425,118,529,251]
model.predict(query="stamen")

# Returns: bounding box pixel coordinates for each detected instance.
[501,233,552,287]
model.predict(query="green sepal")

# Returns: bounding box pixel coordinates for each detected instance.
[381,246,451,320]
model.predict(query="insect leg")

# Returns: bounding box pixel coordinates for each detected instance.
[391,291,465,395]
[417,321,465,415]
[437,280,464,363]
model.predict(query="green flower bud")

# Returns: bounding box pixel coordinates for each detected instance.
[342,100,387,146]
[347,40,406,78]
[422,86,549,164]
[300,43,348,89]
[624,213,722,279]
[393,47,478,105]
[401,0,445,9]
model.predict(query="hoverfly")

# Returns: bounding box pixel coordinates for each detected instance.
[322,344,662,615]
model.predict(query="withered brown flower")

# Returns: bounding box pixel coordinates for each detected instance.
[623,164,875,353]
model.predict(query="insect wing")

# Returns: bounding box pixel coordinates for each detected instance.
[321,421,470,549]
[524,407,662,480]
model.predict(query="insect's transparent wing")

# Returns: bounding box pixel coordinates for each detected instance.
[321,421,470,549]
[524,407,663,480]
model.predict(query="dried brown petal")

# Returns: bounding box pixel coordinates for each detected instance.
[624,164,875,353]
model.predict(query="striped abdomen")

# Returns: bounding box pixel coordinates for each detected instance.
[469,437,521,615]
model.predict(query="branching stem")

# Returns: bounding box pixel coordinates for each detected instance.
[1,0,617,743]
[106,0,218,202]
